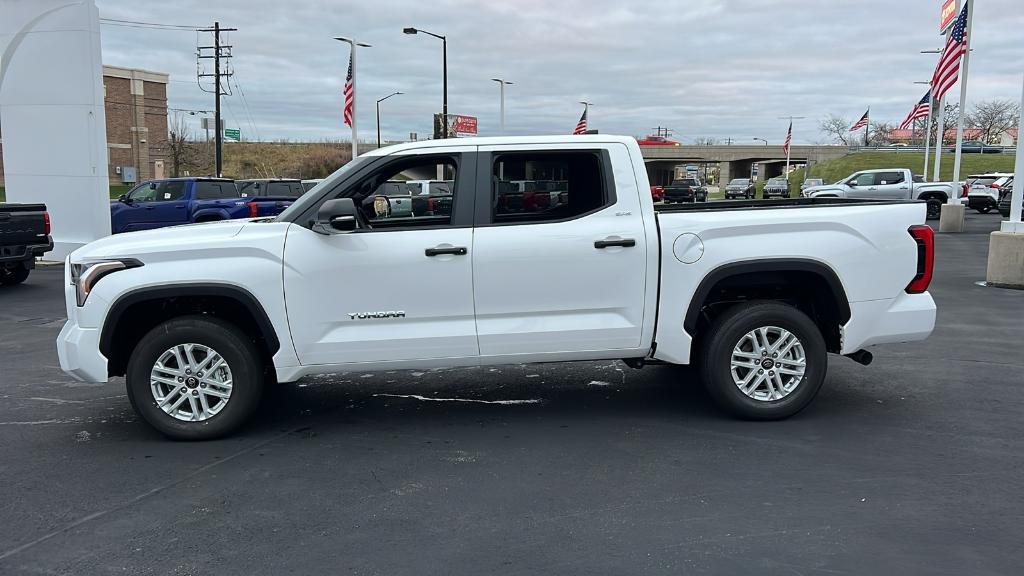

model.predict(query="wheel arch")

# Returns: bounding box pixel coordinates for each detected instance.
[192,209,229,222]
[684,259,852,354]
[99,284,281,377]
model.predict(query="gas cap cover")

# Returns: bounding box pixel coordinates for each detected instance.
[672,233,705,264]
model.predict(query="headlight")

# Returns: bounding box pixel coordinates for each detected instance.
[69,258,142,306]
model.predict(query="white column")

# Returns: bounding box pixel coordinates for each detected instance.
[1003,73,1024,233]
[933,93,946,182]
[0,0,112,258]
[923,98,934,180]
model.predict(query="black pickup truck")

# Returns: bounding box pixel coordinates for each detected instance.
[0,203,53,286]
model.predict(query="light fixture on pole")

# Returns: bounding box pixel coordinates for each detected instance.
[491,78,512,135]
[334,36,371,159]
[753,137,768,146]
[404,27,447,138]
[376,91,403,148]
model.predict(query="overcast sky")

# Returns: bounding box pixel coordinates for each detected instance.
[96,0,1024,145]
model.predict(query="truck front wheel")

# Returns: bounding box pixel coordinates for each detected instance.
[125,316,264,440]
[698,302,827,420]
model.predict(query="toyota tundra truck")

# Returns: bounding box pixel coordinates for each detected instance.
[802,168,963,220]
[57,135,937,440]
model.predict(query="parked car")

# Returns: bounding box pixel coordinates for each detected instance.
[663,177,707,203]
[965,173,1013,214]
[301,179,324,192]
[650,186,665,203]
[57,134,937,439]
[237,179,305,217]
[110,178,250,233]
[724,178,755,199]
[635,135,681,146]
[802,168,963,220]
[948,140,1003,154]
[800,178,824,193]
[998,186,1020,219]
[0,203,52,286]
[762,177,790,199]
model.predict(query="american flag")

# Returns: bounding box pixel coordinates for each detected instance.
[343,50,355,127]
[572,108,587,135]
[931,3,969,102]
[849,110,869,131]
[782,121,792,156]
[898,91,932,130]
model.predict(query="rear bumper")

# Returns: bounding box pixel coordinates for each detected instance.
[841,292,936,354]
[967,196,998,209]
[0,239,52,266]
[56,318,108,384]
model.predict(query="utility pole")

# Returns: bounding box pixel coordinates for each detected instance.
[198,21,236,177]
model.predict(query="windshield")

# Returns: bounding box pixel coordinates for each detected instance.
[273,157,373,222]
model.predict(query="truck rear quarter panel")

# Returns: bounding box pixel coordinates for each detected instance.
[652,202,928,364]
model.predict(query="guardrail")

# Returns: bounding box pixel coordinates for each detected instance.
[848,145,1017,154]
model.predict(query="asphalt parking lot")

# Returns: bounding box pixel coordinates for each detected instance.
[1,213,1022,575]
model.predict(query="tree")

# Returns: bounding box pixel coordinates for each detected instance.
[925,103,960,146]
[693,136,720,146]
[967,99,1020,144]
[867,121,895,146]
[167,112,196,178]
[819,114,853,145]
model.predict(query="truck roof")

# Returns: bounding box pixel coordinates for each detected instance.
[361,134,640,157]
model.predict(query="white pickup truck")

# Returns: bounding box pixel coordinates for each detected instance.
[802,168,963,220]
[57,136,937,439]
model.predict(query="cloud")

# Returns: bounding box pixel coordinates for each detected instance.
[97,0,1024,144]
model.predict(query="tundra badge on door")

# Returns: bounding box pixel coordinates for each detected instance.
[348,311,406,320]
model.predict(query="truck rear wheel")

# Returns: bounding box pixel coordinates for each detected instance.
[925,200,942,220]
[698,302,827,420]
[0,266,30,286]
[126,316,264,440]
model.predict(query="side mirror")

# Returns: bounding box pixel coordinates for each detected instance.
[118,194,129,203]
[847,180,857,187]
[148,182,157,190]
[314,198,359,234]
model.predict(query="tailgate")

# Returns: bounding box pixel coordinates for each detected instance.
[0,204,48,248]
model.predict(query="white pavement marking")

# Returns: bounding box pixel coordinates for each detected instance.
[373,393,541,405]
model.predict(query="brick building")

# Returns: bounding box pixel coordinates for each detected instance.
[0,65,168,187]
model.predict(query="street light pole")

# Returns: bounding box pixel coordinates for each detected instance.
[580,100,593,131]
[753,137,768,146]
[491,78,512,135]
[404,27,448,137]
[376,91,403,148]
[334,36,371,159]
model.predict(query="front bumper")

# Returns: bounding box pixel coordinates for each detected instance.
[56,319,108,384]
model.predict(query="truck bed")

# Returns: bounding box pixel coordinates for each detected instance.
[654,197,920,212]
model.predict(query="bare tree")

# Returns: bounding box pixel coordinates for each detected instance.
[967,99,1021,144]
[167,112,195,178]
[867,121,896,146]
[692,136,720,146]
[819,114,853,145]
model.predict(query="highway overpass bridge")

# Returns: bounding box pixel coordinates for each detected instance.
[640,145,850,185]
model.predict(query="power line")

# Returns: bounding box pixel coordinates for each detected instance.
[232,76,261,141]
[99,17,202,31]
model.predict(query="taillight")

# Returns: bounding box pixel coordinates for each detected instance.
[961,183,969,198]
[248,202,258,218]
[906,225,934,294]
[43,212,51,236]
[427,198,435,214]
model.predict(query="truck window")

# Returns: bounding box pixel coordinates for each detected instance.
[266,181,304,199]
[849,173,876,187]
[335,155,458,228]
[492,152,609,223]
[195,181,240,199]
[159,181,187,201]
[127,182,157,203]
[876,171,905,185]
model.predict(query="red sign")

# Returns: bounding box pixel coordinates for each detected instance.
[451,114,477,135]
[939,0,958,32]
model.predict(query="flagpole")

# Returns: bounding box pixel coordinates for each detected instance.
[951,0,975,192]
[334,37,370,160]
[785,127,792,176]
[933,94,946,181]
[864,109,870,146]
[923,94,934,180]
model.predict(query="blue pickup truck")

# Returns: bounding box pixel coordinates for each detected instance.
[110,178,291,234]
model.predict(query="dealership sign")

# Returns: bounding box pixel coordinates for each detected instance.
[450,114,478,135]
[939,0,958,32]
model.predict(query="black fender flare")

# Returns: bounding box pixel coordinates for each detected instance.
[99,283,281,360]
[683,259,852,336]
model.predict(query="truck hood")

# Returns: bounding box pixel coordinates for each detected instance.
[70,220,251,262]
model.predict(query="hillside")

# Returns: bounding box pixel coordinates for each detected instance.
[787,151,1016,193]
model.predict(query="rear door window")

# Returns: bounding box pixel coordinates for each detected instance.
[876,172,905,185]
[266,181,304,199]
[195,181,240,199]
[491,152,610,224]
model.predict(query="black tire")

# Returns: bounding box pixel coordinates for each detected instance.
[0,266,30,286]
[698,301,827,420]
[126,315,264,440]
[925,199,942,221]
[976,206,993,214]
